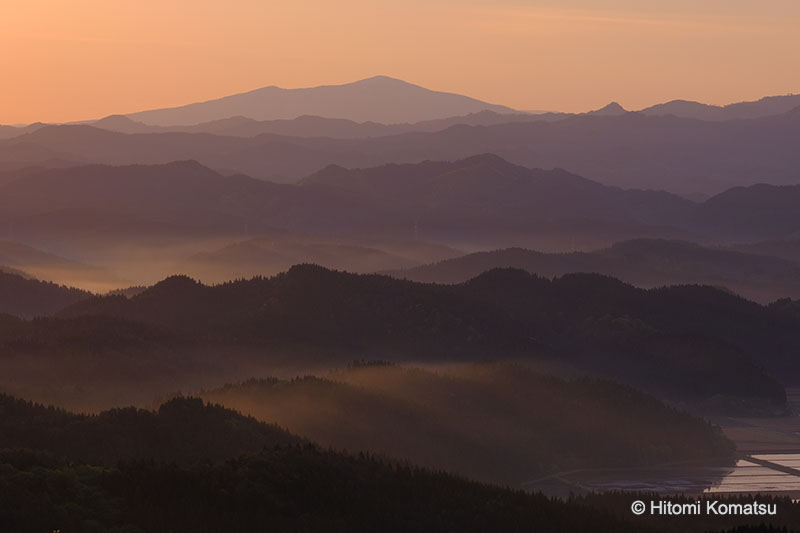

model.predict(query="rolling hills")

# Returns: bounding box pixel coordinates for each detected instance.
[386,239,800,303]
[47,265,796,411]
[4,106,800,194]
[0,157,699,252]
[641,94,800,121]
[2,157,800,292]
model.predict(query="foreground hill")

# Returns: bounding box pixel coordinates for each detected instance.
[204,363,734,486]
[0,394,298,465]
[0,269,91,317]
[4,394,635,532]
[0,451,635,533]
[125,75,516,126]
[0,392,791,532]
[51,265,794,412]
[386,239,800,303]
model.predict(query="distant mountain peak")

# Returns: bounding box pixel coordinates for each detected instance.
[96,114,137,123]
[144,275,202,297]
[91,114,156,134]
[459,153,514,167]
[353,75,410,85]
[124,76,516,126]
[587,102,628,116]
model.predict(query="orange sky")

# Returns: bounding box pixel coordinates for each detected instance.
[2,0,799,124]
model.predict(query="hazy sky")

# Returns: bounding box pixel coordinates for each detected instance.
[2,0,799,124]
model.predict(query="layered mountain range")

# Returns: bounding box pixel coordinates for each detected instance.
[1,264,795,416]
[1,156,798,246]
[2,77,799,195]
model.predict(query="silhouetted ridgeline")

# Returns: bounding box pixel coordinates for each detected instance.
[0,392,791,532]
[0,269,91,317]
[0,390,727,533]
[178,231,461,283]
[385,239,800,304]
[0,392,639,532]
[639,93,800,120]
[53,265,795,411]
[0,394,298,465]
[203,363,734,486]
[6,456,800,533]
[0,449,637,533]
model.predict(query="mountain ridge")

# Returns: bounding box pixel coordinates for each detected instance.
[125,75,517,126]
[384,239,800,304]
[6,107,800,194]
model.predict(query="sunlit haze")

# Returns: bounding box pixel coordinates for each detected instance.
[2,0,799,123]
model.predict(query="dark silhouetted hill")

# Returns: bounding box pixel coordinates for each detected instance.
[54,266,794,411]
[0,394,298,465]
[0,269,91,317]
[204,363,734,486]
[0,440,638,533]
[180,232,461,283]
[386,239,800,303]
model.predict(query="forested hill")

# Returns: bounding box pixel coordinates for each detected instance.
[0,391,645,532]
[60,266,531,356]
[0,394,299,465]
[53,265,799,411]
[0,269,91,317]
[203,363,735,486]
[384,239,800,304]
[0,448,637,533]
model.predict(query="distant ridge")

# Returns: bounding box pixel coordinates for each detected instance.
[125,76,517,126]
[0,269,91,317]
[11,105,800,194]
[587,102,627,116]
[385,239,800,304]
[90,110,544,139]
[640,93,800,120]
